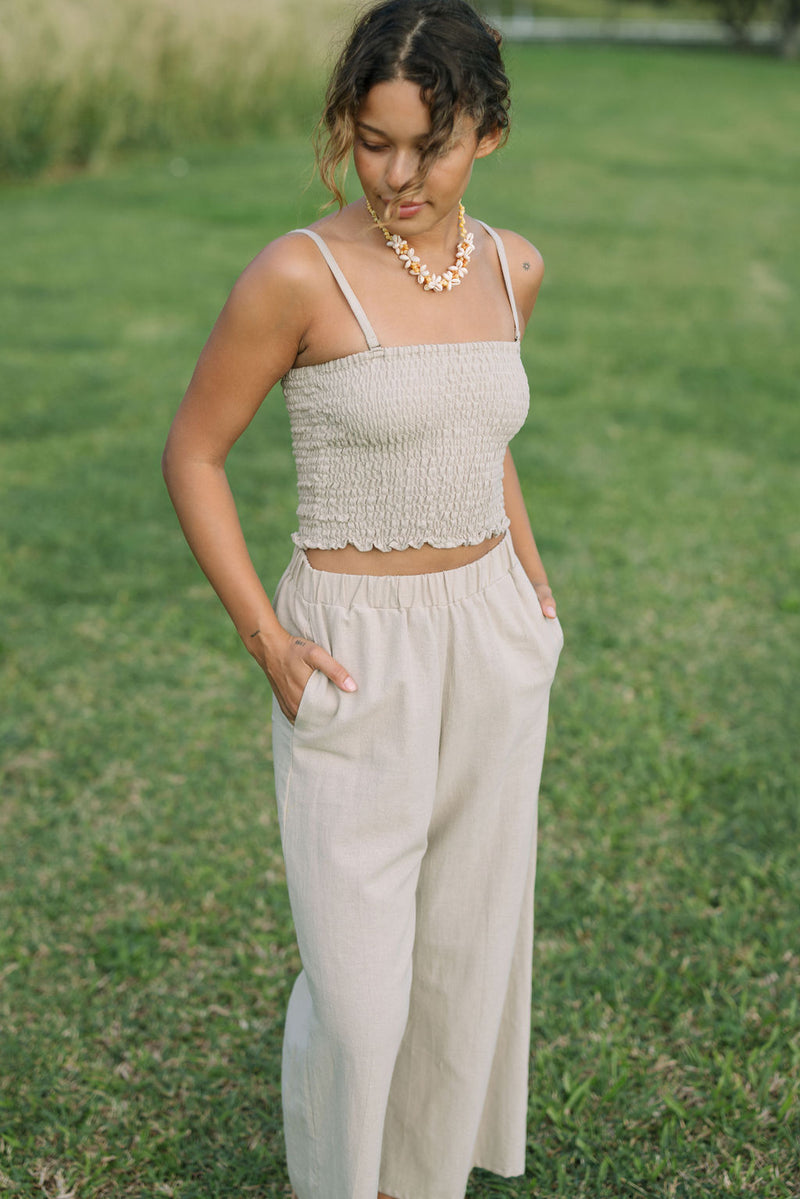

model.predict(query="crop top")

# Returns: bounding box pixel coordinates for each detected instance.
[280,221,530,552]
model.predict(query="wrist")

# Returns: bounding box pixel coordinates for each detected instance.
[239,616,284,659]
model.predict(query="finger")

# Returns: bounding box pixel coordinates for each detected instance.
[534,584,557,620]
[305,644,357,692]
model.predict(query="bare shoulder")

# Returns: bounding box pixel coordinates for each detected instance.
[190,229,336,391]
[489,228,545,325]
[238,204,357,292]
[230,229,326,318]
[490,228,544,272]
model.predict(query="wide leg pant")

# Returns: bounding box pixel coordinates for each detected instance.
[271,537,563,1199]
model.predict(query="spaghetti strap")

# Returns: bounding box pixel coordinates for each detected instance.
[477,221,521,342]
[291,229,381,352]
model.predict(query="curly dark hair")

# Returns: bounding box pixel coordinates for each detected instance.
[315,0,510,208]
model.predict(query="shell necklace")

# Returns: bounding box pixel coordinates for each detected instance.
[365,198,474,293]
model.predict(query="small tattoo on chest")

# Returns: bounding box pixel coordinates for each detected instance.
[522,261,531,271]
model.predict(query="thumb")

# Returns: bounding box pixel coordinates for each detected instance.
[306,644,357,693]
[534,582,557,620]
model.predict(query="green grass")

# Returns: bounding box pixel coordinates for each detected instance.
[1,42,799,1199]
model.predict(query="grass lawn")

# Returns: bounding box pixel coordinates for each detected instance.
[1,42,799,1199]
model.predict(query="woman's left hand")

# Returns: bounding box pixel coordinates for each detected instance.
[534,582,557,620]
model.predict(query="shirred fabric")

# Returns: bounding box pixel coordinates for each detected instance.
[282,341,529,552]
[271,539,563,1199]
[280,221,530,553]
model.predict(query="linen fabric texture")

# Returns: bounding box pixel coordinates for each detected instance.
[271,538,563,1199]
[280,223,530,553]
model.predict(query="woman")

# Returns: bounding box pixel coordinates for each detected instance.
[162,1,563,1195]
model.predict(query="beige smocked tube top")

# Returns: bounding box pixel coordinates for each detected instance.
[280,223,531,554]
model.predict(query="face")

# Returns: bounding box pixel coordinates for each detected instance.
[353,78,500,231]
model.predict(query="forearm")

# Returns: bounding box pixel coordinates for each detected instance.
[161,449,281,648]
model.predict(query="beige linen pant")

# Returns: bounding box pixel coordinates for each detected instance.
[271,537,563,1199]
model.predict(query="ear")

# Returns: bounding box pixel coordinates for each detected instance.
[474,125,502,160]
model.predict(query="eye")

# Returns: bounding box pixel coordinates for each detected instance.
[358,140,387,153]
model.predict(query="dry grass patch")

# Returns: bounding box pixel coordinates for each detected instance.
[0,0,345,176]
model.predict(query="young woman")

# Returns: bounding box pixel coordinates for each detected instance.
[162,1,563,1195]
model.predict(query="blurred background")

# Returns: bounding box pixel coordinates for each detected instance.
[1,2,798,1197]
[1,0,797,179]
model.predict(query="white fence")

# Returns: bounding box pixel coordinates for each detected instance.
[487,13,780,46]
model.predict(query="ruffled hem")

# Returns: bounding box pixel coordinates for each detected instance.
[291,521,510,554]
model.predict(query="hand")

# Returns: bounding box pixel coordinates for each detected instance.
[533,581,557,620]
[255,626,357,723]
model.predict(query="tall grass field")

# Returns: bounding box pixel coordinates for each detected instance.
[1,40,799,1199]
[0,0,341,178]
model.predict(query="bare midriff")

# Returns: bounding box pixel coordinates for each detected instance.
[305,533,505,576]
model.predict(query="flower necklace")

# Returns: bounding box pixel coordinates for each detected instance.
[365,198,474,293]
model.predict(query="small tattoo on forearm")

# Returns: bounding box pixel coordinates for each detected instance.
[294,639,307,648]
[250,629,260,638]
[522,261,531,271]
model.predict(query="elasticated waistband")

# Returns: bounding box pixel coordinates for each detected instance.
[282,536,518,610]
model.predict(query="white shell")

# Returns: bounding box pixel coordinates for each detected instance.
[367,199,471,296]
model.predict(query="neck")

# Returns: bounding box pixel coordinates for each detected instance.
[413,215,463,257]
[367,199,465,253]
[365,198,474,294]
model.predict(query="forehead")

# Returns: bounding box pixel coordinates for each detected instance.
[356,79,431,137]
[356,79,475,143]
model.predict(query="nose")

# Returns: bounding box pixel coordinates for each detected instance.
[384,148,419,195]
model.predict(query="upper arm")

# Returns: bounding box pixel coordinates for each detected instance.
[164,234,317,466]
[494,229,545,333]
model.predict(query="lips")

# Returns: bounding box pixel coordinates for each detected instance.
[382,198,426,219]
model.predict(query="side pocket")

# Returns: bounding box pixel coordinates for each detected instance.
[273,668,336,837]
[272,670,325,840]
[292,666,325,733]
[514,564,565,673]
[272,691,294,842]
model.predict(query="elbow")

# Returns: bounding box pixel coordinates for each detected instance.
[161,438,174,486]
[161,428,186,491]
[161,431,226,491]
[161,423,186,485]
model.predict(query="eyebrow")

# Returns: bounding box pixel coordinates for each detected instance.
[355,120,430,141]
